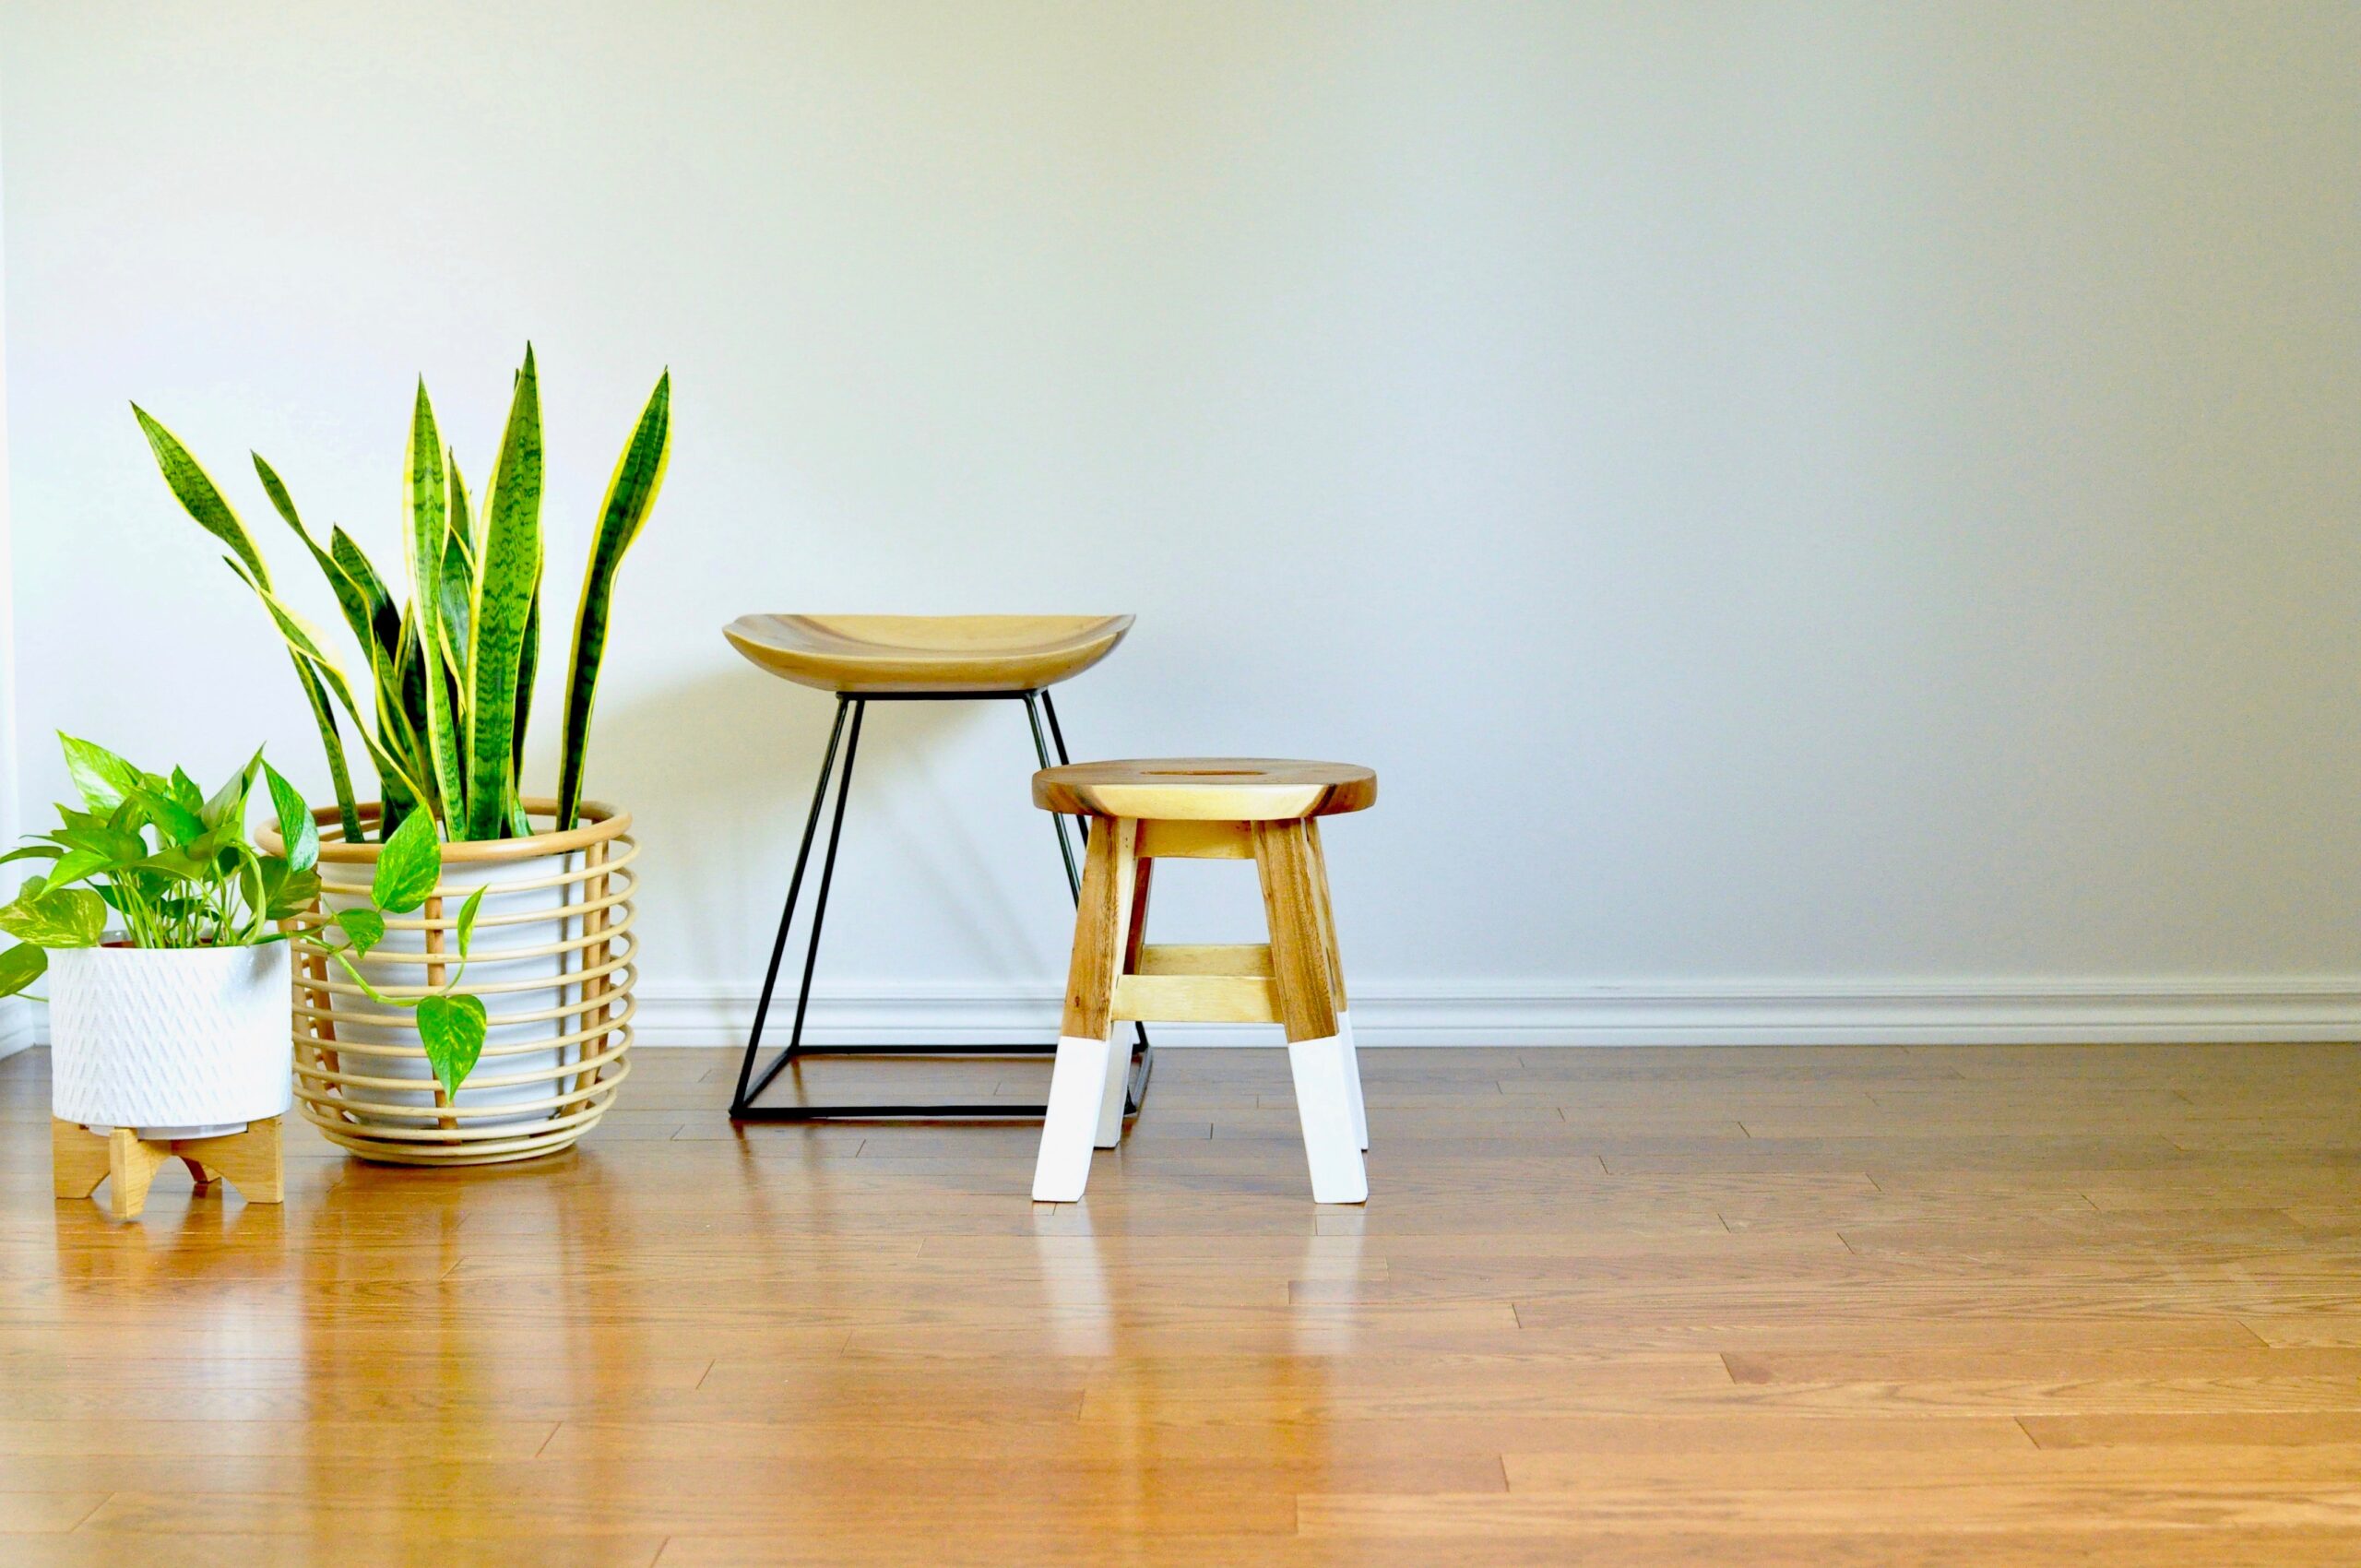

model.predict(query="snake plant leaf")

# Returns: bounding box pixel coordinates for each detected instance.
[514,590,540,776]
[132,405,271,588]
[556,369,670,829]
[462,347,544,840]
[255,453,386,659]
[438,529,474,679]
[405,383,469,828]
[330,527,404,661]
[362,615,423,804]
[263,763,318,874]
[505,773,532,838]
[378,773,419,842]
[0,943,44,1001]
[59,734,145,813]
[291,655,365,843]
[447,454,479,569]
[0,885,106,947]
[228,559,429,809]
[416,992,488,1099]
[377,614,433,832]
[440,454,476,673]
[371,807,441,914]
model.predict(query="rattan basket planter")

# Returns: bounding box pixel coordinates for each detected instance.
[267,799,638,1165]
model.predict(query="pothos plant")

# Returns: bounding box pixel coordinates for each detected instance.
[133,346,670,845]
[0,734,493,1097]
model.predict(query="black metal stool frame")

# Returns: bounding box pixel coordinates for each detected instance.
[729,687,1153,1121]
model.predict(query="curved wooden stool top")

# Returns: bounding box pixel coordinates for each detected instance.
[725,613,1133,694]
[1033,759,1376,822]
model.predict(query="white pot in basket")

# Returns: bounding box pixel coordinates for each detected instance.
[322,845,582,1128]
[276,799,637,1165]
[49,943,294,1138]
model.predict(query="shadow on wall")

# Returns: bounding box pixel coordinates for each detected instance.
[587,665,1073,986]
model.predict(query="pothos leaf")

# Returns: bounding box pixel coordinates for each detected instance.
[0,885,107,948]
[58,733,144,812]
[0,943,45,999]
[201,747,265,831]
[372,809,442,914]
[263,863,321,923]
[416,992,488,1099]
[133,788,205,848]
[454,885,485,959]
[264,763,318,874]
[331,906,386,957]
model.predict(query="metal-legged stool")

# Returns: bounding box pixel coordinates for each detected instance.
[722,615,1152,1121]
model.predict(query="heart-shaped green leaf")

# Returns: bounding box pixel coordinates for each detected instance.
[263,763,318,874]
[43,825,144,888]
[168,766,205,813]
[201,748,265,831]
[0,885,107,947]
[133,788,205,848]
[454,885,485,959]
[59,734,144,812]
[372,809,441,914]
[263,863,321,922]
[0,943,45,999]
[332,907,386,957]
[416,992,488,1099]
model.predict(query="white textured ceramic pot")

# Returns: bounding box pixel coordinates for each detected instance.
[48,943,295,1139]
[267,800,638,1166]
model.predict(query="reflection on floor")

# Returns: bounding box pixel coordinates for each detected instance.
[4,1041,2359,1565]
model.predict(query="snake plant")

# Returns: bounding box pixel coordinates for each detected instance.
[134,348,671,843]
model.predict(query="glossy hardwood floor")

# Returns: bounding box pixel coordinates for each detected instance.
[3,1041,2358,1565]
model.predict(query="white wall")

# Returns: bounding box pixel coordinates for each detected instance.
[0,93,24,1059]
[3,3,2357,1044]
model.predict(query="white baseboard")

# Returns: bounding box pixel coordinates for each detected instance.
[9,980,2355,1052]
[626,978,2361,1048]
[0,998,31,1062]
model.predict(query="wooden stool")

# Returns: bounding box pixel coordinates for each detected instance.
[52,1117,285,1220]
[1029,759,1377,1204]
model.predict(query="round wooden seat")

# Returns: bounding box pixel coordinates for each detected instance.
[1033,759,1377,822]
[724,613,1133,694]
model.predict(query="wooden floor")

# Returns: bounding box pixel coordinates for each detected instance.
[3,1041,2358,1565]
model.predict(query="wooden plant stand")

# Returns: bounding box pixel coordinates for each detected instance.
[52,1116,284,1220]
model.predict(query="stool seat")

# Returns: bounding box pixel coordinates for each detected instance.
[1033,758,1377,822]
[725,613,1133,694]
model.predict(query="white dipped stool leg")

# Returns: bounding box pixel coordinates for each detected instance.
[1254,818,1367,1205]
[1287,1033,1368,1205]
[1303,822,1368,1153]
[1034,1034,1113,1202]
[1337,1010,1369,1151]
[1094,1033,1130,1148]
[1032,817,1137,1203]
